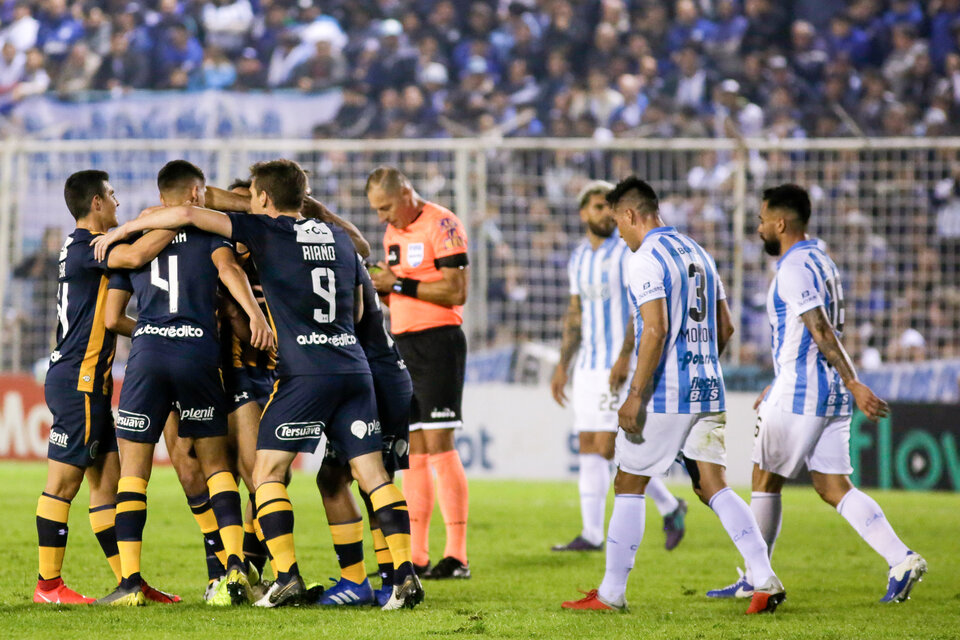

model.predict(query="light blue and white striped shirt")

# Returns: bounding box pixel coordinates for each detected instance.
[626,227,726,414]
[766,239,851,417]
[568,235,633,371]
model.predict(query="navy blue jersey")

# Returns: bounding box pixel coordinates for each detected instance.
[46,229,119,395]
[356,260,404,368]
[109,229,232,363]
[227,213,368,376]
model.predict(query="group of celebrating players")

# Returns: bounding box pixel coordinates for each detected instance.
[32,154,926,615]
[35,159,472,608]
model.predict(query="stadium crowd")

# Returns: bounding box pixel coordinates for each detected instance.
[2,0,960,138]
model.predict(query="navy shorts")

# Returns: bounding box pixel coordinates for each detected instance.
[44,382,118,468]
[259,373,381,460]
[225,365,277,412]
[116,349,228,443]
[324,362,412,473]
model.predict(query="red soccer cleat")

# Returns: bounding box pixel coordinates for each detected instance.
[141,581,182,603]
[33,578,95,604]
[745,577,786,614]
[561,589,625,611]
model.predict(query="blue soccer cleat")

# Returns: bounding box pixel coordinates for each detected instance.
[315,577,375,606]
[706,568,754,599]
[880,552,927,603]
[374,583,393,607]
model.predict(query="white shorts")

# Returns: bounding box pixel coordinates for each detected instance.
[752,398,853,479]
[572,368,625,434]
[615,411,727,477]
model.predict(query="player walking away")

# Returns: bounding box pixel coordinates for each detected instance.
[366,167,471,580]
[34,170,186,605]
[707,184,926,604]
[95,161,273,606]
[562,177,785,615]
[315,261,414,607]
[551,180,687,553]
[92,159,423,610]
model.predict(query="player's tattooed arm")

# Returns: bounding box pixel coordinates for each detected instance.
[106,229,178,269]
[619,298,668,435]
[302,196,372,259]
[212,247,276,352]
[551,295,581,406]
[104,289,136,337]
[609,313,634,392]
[716,299,735,356]
[800,306,889,421]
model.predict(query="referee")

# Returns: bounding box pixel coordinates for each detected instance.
[366,167,471,580]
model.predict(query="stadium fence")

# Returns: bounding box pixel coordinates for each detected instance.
[2,137,959,374]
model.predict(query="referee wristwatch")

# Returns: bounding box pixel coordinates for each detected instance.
[392,277,419,297]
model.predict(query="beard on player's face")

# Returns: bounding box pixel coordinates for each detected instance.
[762,235,781,256]
[587,217,616,237]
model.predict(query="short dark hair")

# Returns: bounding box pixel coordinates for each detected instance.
[250,159,307,211]
[157,160,205,194]
[63,170,109,221]
[605,176,659,214]
[227,178,251,191]
[762,183,811,225]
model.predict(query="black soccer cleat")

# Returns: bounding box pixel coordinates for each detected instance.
[381,574,424,610]
[552,535,604,552]
[424,556,471,580]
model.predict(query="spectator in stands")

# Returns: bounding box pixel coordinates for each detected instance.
[790,20,829,85]
[419,61,449,113]
[293,36,346,92]
[54,42,100,95]
[826,13,872,68]
[12,226,62,366]
[608,73,647,132]
[331,79,377,138]
[202,0,254,57]
[930,0,960,70]
[542,0,587,73]
[883,24,928,98]
[0,3,39,52]
[249,2,287,63]
[36,0,83,62]
[0,41,25,101]
[233,46,266,90]
[367,18,417,93]
[501,57,538,108]
[93,31,149,91]
[741,0,789,54]
[12,47,49,101]
[201,45,237,90]
[706,0,748,77]
[84,6,112,57]
[666,0,716,54]
[157,23,204,89]
[266,30,301,88]
[664,44,714,111]
[570,68,622,126]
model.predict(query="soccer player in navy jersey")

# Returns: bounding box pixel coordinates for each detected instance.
[92,159,422,610]
[95,160,273,606]
[35,170,185,605]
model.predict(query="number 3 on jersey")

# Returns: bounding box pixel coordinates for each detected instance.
[311,267,336,323]
[151,255,179,313]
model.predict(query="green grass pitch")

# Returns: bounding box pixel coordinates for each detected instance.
[1,461,958,639]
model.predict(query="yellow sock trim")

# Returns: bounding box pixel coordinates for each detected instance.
[89,506,115,533]
[329,520,363,545]
[118,540,142,579]
[38,547,66,581]
[243,520,256,534]
[384,533,413,569]
[207,471,238,497]
[118,476,148,495]
[342,561,367,584]
[369,484,405,512]
[193,506,219,535]
[37,495,70,522]
[266,533,296,574]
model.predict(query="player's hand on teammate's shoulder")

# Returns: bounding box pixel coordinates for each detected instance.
[609,355,630,392]
[617,390,646,436]
[550,364,568,407]
[369,260,396,293]
[754,385,771,411]
[91,223,131,261]
[138,205,165,219]
[248,313,276,352]
[848,380,889,422]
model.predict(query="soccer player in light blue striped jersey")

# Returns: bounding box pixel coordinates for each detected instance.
[708,184,925,604]
[550,181,686,553]
[562,176,784,615]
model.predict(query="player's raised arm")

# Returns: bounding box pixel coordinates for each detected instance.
[205,185,251,213]
[551,294,582,406]
[619,297,668,435]
[211,246,275,351]
[106,229,178,269]
[303,196,371,259]
[799,306,888,421]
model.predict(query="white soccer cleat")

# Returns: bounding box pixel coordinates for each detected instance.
[881,552,927,603]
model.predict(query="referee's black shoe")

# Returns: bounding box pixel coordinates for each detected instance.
[424,556,470,580]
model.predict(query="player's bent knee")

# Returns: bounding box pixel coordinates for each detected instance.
[349,452,391,495]
[315,464,351,497]
[613,469,647,495]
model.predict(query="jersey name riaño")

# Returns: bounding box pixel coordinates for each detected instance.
[228,213,369,377]
[568,235,633,371]
[626,226,726,414]
[766,238,851,417]
[46,229,118,395]
[109,229,232,363]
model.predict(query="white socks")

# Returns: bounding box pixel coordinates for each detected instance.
[750,492,783,559]
[837,488,910,567]
[709,488,775,588]
[578,454,612,546]
[597,494,645,604]
[645,477,680,516]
